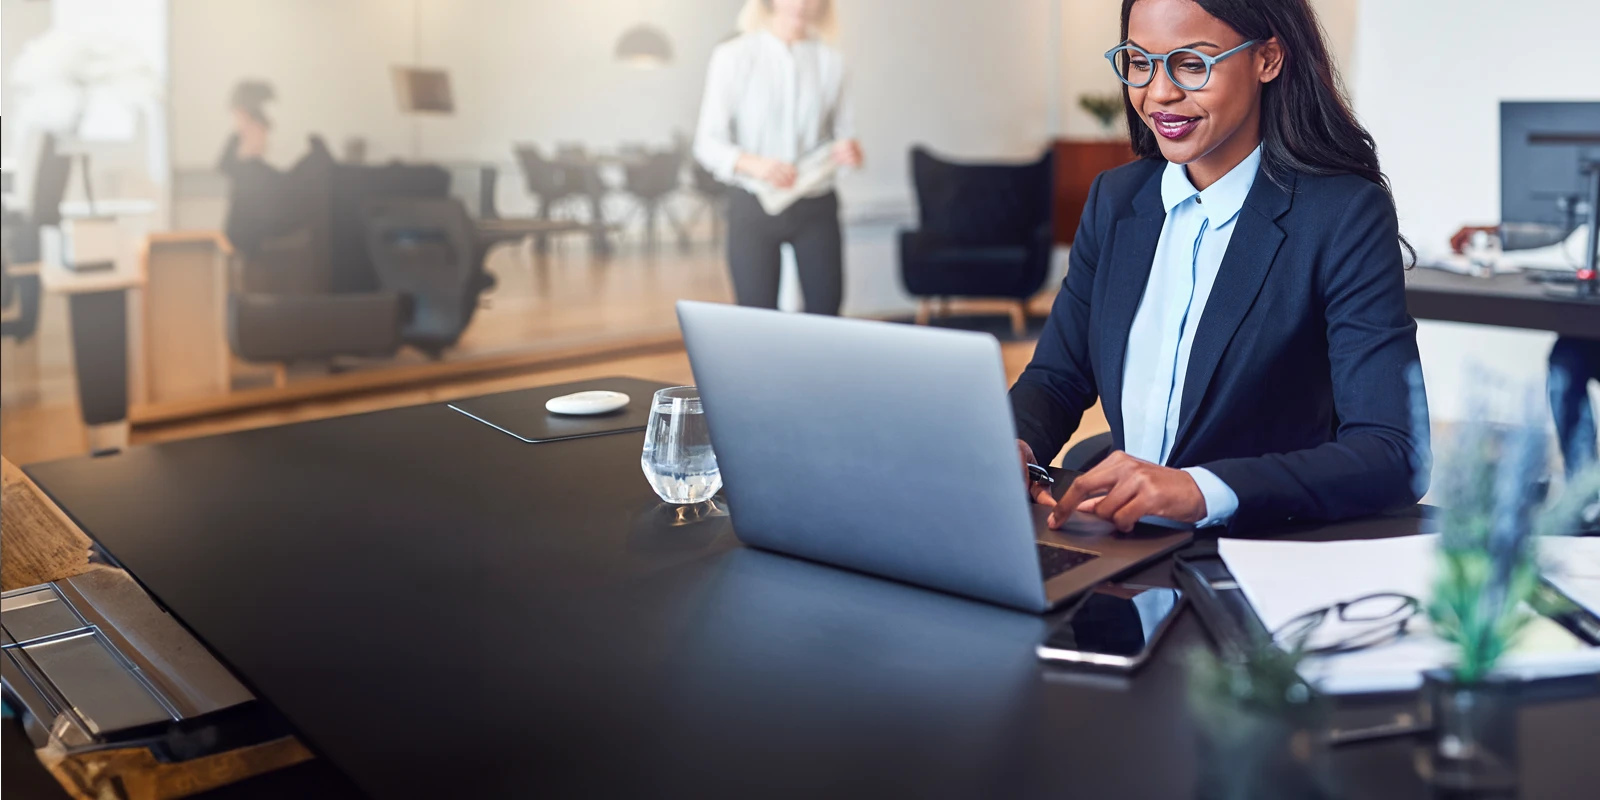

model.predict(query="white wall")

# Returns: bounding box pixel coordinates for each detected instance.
[1352,0,1600,423]
[0,0,57,151]
[168,0,1054,214]
[169,0,417,170]
[1057,0,1127,140]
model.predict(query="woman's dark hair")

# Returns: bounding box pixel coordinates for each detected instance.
[1119,0,1414,263]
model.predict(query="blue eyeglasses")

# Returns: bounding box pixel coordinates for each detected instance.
[1105,40,1260,91]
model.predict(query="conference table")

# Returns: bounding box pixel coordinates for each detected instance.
[1404,267,1600,339]
[19,378,1600,798]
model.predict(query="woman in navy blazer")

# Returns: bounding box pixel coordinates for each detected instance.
[1013,0,1429,534]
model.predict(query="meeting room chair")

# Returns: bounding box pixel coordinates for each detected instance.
[899,146,1055,338]
[685,161,728,245]
[622,149,689,252]
[514,144,610,253]
[513,144,583,222]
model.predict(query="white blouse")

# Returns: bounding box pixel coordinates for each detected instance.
[693,30,855,197]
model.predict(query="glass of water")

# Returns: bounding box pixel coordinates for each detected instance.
[641,386,722,505]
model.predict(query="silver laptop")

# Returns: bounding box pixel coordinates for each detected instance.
[677,301,1193,613]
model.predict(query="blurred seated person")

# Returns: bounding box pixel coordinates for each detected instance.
[217,81,337,257]
[1450,222,1598,478]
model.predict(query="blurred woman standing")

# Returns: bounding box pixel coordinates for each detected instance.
[694,0,862,315]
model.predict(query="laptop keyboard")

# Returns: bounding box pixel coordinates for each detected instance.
[1038,542,1099,581]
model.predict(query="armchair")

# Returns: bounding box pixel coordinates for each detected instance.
[899,146,1055,337]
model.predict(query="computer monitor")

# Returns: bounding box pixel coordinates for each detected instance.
[1502,102,1600,296]
[1500,102,1600,244]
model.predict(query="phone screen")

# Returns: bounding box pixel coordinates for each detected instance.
[1038,583,1184,666]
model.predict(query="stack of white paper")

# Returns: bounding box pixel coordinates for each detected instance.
[1218,535,1600,694]
[1542,536,1600,619]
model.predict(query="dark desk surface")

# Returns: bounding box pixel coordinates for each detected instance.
[1405,267,1600,338]
[24,381,1600,799]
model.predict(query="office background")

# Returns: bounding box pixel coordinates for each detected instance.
[1,0,1596,462]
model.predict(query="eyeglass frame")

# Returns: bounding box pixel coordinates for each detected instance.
[1271,592,1422,656]
[1104,39,1261,92]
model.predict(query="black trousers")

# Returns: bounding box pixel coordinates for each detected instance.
[725,188,843,315]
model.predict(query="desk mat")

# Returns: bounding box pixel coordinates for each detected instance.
[447,377,667,443]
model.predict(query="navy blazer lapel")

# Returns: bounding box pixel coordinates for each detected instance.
[1099,168,1166,444]
[1170,169,1295,458]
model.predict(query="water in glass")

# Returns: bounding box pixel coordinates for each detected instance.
[641,386,721,504]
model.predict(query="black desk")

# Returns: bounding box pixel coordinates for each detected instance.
[1405,267,1600,339]
[23,382,1600,799]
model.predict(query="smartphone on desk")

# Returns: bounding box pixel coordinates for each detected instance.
[1036,582,1184,672]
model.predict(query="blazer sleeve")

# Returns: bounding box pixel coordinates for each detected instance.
[1201,182,1430,532]
[1008,172,1105,463]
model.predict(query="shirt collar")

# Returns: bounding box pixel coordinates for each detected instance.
[1160,144,1263,224]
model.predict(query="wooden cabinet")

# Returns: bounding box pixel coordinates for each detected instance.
[1052,139,1138,244]
[136,232,232,407]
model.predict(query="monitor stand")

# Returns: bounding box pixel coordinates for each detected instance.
[1551,160,1600,302]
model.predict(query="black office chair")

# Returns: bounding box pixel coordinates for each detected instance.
[364,196,492,356]
[3,134,72,265]
[447,163,499,220]
[226,146,492,366]
[899,146,1055,338]
[1,137,69,345]
[1060,432,1115,472]
[1,252,44,344]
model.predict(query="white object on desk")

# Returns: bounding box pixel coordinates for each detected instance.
[46,218,121,272]
[545,391,630,416]
[1415,225,1591,275]
[1542,536,1600,619]
[1218,535,1600,694]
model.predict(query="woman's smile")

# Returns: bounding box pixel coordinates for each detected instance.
[1149,111,1201,139]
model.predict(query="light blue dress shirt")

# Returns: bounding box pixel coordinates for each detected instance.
[1120,145,1262,527]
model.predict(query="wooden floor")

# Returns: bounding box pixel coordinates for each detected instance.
[3,233,1104,466]
[1,334,1109,467]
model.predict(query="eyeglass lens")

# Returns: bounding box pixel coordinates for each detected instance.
[1273,593,1419,654]
[1112,48,1212,91]
[1338,594,1415,622]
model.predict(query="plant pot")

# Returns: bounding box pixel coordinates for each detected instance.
[1192,703,1331,800]
[1414,669,1520,793]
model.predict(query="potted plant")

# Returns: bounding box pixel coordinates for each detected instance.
[1187,642,1331,800]
[1077,92,1123,135]
[1420,410,1600,790]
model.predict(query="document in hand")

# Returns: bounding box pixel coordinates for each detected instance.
[755,143,840,216]
[1218,535,1600,694]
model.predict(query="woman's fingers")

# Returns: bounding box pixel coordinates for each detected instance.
[1032,483,1056,506]
[1017,440,1037,487]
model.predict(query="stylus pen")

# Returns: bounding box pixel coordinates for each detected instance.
[1027,463,1054,485]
